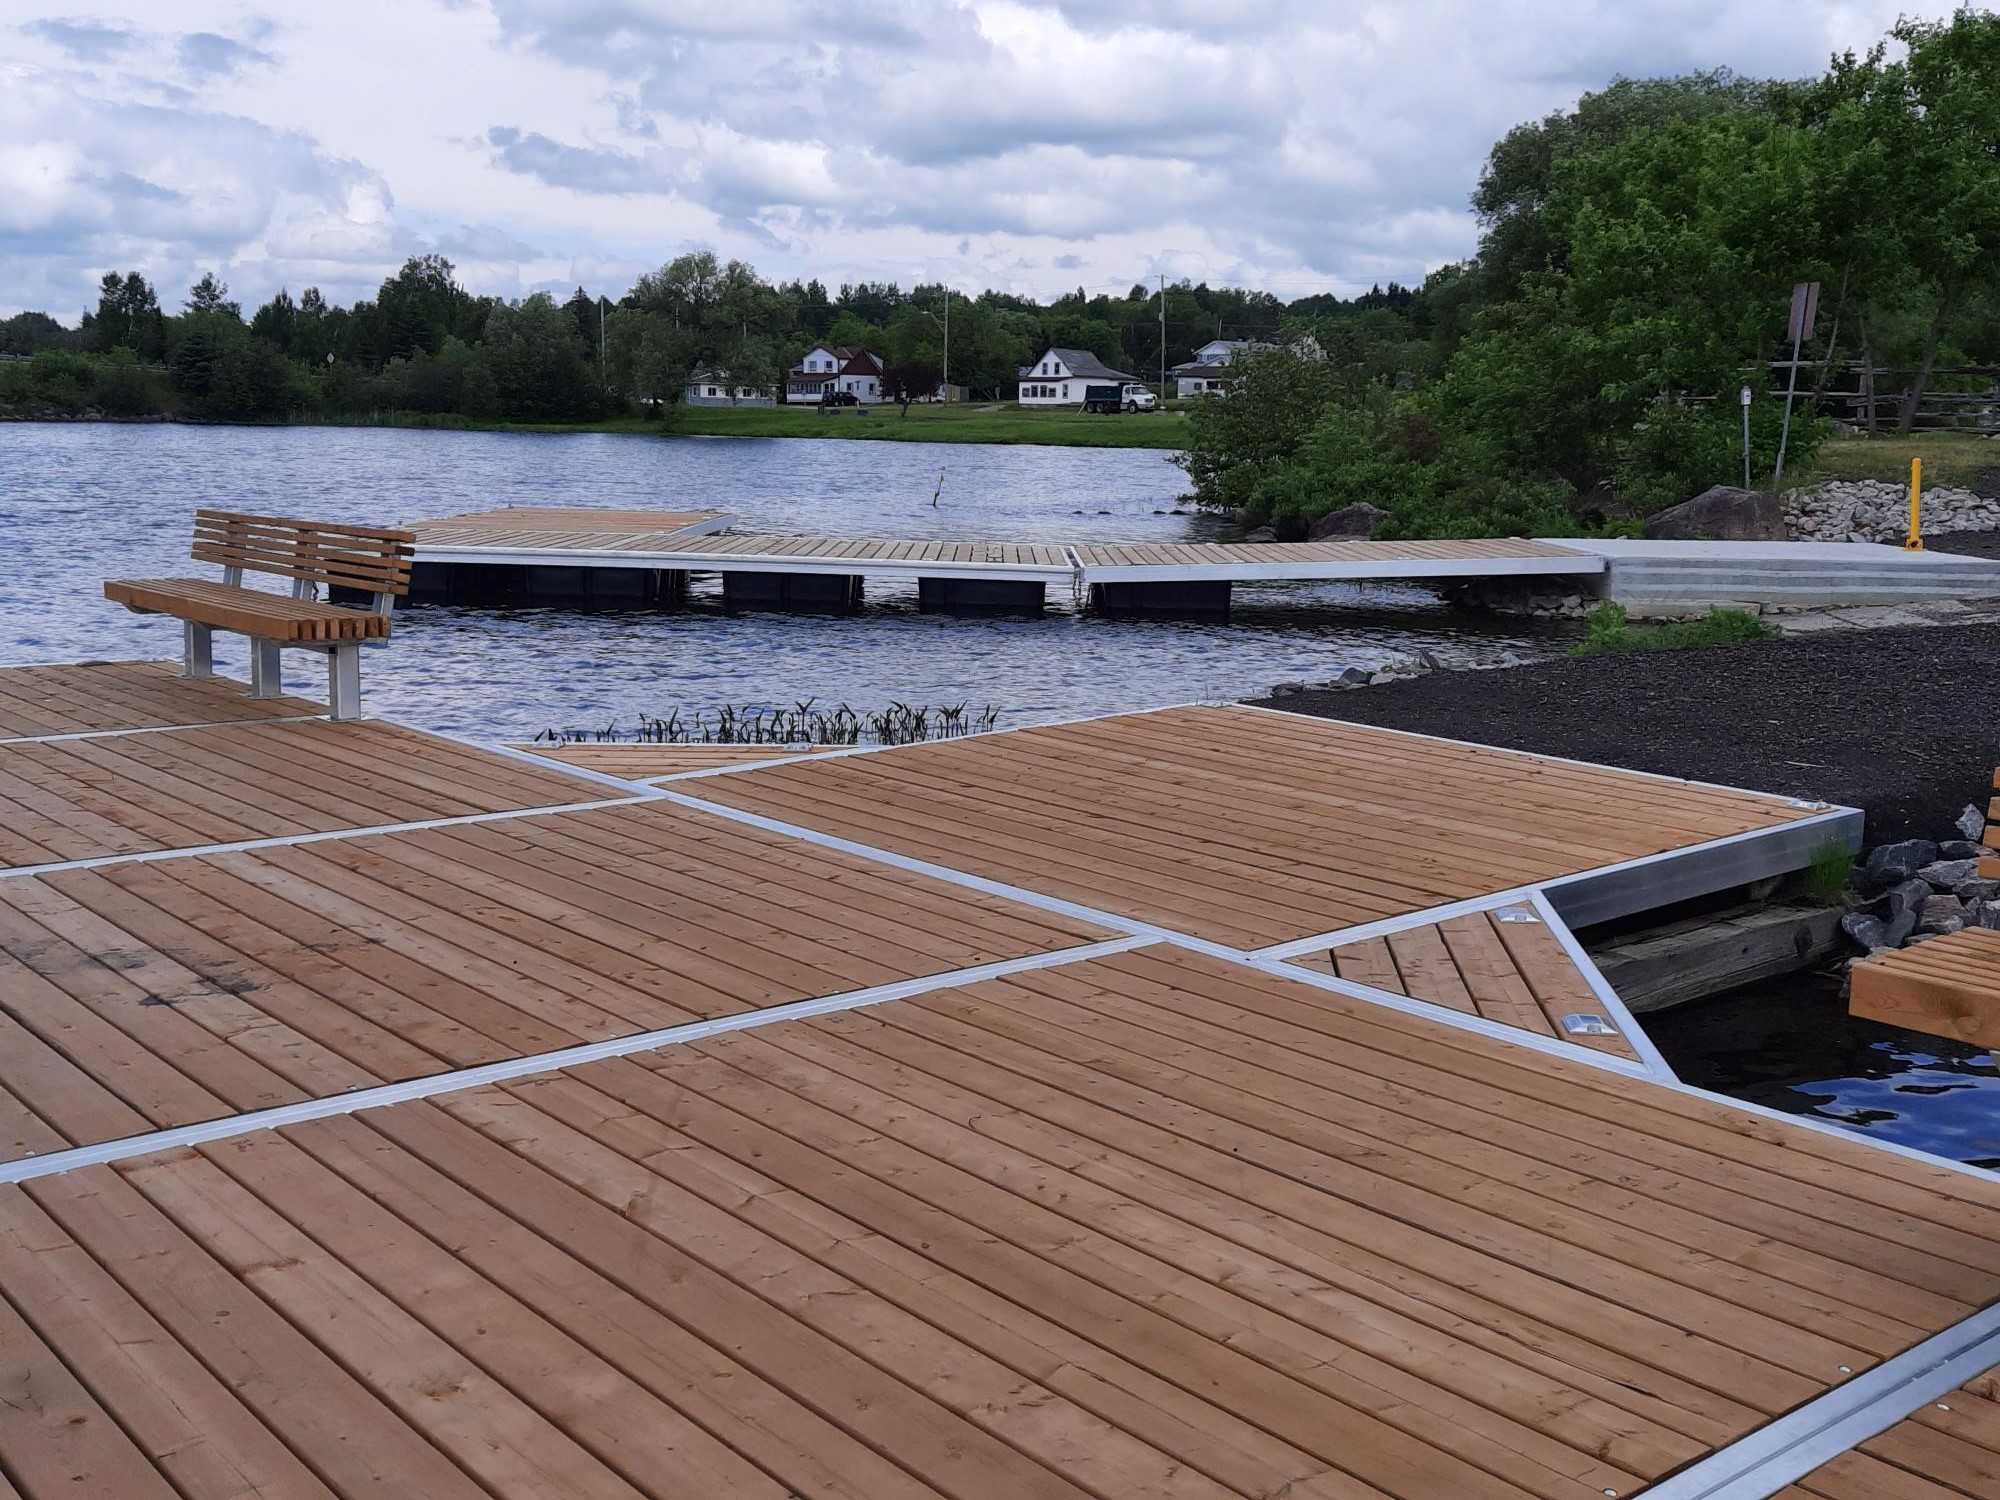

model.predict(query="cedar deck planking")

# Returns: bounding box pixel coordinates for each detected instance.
[12,949,2000,1499]
[0,665,1985,1500]
[1777,1362,2000,1498]
[1295,907,1643,1060]
[0,659,320,739]
[692,704,1823,946]
[0,716,623,868]
[0,799,1107,1160]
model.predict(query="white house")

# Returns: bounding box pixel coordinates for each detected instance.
[1171,338,1275,398]
[784,344,847,402]
[785,345,885,404]
[834,349,884,404]
[1017,347,1139,406]
[681,365,774,407]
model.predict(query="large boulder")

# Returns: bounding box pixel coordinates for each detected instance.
[1307,502,1388,541]
[1643,486,1786,542]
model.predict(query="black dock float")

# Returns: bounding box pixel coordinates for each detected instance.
[721,571,865,614]
[917,577,1047,615]
[1089,580,1233,618]
[407,562,685,610]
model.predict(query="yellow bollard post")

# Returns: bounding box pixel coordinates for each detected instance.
[1907,456,1925,551]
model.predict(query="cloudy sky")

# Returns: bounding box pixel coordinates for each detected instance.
[0,0,1947,321]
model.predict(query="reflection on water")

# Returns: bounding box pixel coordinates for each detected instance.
[0,422,1571,738]
[1644,971,2000,1167]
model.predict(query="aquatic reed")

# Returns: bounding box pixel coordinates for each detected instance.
[533,700,1001,747]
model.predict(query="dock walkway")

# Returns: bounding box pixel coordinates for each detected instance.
[399,505,2000,616]
[1,657,1996,1500]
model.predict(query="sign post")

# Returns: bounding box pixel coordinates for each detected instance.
[1773,281,1819,489]
[1739,384,1753,489]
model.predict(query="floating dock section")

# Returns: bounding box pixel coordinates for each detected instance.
[400,506,2000,617]
[8,654,2000,1497]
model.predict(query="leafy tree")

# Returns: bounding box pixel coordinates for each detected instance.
[375,255,485,363]
[89,272,164,359]
[882,358,942,413]
[168,317,233,403]
[564,287,604,360]
[1473,70,1772,297]
[481,293,602,421]
[206,340,296,420]
[1175,349,1351,510]
[250,289,300,354]
[185,272,241,319]
[0,311,73,356]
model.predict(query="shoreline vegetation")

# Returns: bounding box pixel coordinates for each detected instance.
[398,402,1191,449]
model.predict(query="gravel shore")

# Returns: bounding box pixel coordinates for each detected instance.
[1249,623,2000,843]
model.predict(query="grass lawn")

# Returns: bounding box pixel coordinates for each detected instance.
[512,402,1191,450]
[1793,429,2000,489]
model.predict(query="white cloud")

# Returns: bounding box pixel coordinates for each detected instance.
[0,0,1955,320]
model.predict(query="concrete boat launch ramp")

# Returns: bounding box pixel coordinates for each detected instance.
[399,505,2000,614]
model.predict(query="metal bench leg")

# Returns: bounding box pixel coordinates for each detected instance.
[248,639,284,698]
[327,645,362,720]
[182,623,214,678]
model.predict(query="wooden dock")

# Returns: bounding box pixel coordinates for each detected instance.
[2,658,1996,1500]
[397,505,2000,617]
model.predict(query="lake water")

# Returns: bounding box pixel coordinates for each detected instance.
[0,422,1565,737]
[1646,973,2000,1167]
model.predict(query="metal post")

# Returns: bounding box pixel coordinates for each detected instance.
[1907,455,1925,551]
[182,622,213,678]
[1739,384,1753,489]
[327,645,362,719]
[248,640,283,698]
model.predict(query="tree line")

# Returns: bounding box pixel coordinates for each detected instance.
[1183,9,2000,537]
[0,250,1358,424]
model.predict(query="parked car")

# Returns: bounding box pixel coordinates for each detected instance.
[818,389,859,408]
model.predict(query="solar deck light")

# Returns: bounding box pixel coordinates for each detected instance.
[1561,1014,1618,1036]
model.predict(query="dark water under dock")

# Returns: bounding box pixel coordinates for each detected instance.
[1647,971,2000,1165]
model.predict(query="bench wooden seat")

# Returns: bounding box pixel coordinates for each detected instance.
[104,510,413,720]
[101,579,394,642]
[1850,925,2000,1048]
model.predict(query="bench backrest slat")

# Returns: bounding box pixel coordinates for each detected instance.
[192,510,415,597]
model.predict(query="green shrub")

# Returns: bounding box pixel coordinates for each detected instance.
[1569,601,1781,656]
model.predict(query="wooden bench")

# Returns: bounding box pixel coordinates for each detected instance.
[1851,926,2000,1049]
[104,509,414,720]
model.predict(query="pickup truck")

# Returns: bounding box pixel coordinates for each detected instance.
[1082,383,1159,414]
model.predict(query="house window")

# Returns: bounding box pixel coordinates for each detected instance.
[705,386,719,397]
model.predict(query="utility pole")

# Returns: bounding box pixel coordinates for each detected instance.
[943,287,950,393]
[1158,273,1167,399]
